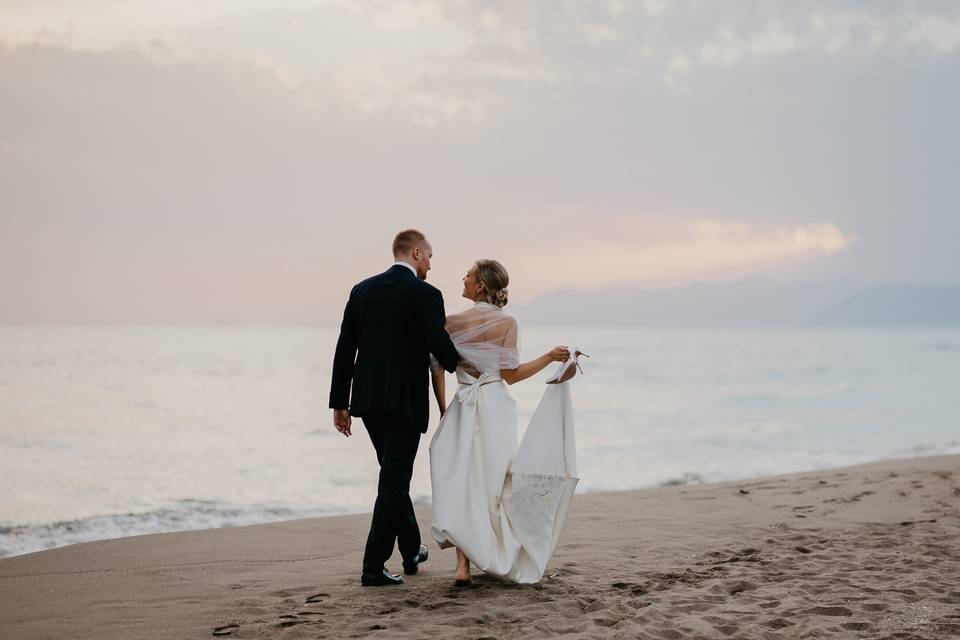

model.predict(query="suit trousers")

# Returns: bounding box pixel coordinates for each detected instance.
[361,413,422,574]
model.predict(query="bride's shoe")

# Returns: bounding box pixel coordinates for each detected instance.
[545,348,589,384]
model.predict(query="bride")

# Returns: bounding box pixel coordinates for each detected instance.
[429,259,581,586]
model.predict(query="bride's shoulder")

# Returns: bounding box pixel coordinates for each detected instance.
[444,305,517,332]
[486,309,518,336]
[500,312,519,329]
[444,308,474,332]
[480,305,518,328]
[485,306,518,328]
[489,304,517,323]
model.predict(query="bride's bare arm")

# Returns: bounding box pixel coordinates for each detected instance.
[431,366,447,416]
[501,346,569,385]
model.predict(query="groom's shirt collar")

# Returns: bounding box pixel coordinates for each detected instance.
[392,261,417,276]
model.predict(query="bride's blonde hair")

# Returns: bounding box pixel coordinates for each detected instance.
[474,259,509,308]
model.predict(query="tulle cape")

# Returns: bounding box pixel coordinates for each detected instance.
[440,302,520,374]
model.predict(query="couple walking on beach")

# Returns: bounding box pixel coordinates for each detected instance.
[330,229,582,587]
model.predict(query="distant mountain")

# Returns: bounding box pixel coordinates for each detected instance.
[811,285,960,326]
[513,280,960,326]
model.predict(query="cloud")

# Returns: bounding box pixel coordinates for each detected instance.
[410,2,960,92]
[662,9,929,86]
[4,1,959,120]
[510,221,854,293]
[1,3,957,323]
[906,14,960,53]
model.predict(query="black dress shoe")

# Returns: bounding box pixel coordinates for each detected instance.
[403,544,429,575]
[361,569,403,586]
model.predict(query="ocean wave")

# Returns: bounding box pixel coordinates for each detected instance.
[0,499,345,558]
[908,439,960,456]
[659,472,707,487]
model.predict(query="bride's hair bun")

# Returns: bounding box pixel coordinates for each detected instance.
[474,259,510,308]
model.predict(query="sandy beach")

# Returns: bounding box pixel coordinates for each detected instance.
[1,454,958,639]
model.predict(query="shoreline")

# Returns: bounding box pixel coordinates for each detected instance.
[5,449,959,561]
[2,453,959,639]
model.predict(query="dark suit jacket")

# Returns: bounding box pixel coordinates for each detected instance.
[329,264,459,433]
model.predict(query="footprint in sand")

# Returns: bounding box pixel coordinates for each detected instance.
[806,605,852,616]
[824,490,875,504]
[611,581,649,594]
[422,598,466,611]
[275,615,310,629]
[841,621,872,631]
[723,579,759,595]
[581,599,606,613]
[212,623,239,636]
[763,617,794,629]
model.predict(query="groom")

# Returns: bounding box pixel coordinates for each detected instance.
[330,229,460,586]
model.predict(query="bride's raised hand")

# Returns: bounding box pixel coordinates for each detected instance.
[502,346,569,385]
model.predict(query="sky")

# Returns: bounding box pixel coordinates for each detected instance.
[2,1,958,323]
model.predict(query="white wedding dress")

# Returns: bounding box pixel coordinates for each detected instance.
[429,302,578,584]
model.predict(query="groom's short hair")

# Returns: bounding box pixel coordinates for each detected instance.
[392,229,427,257]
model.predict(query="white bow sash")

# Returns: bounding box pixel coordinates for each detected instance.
[454,371,502,412]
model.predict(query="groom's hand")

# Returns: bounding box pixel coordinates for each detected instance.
[333,409,352,437]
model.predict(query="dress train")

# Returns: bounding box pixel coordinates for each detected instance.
[429,370,578,584]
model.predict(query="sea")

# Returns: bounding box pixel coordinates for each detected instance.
[1,325,958,558]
